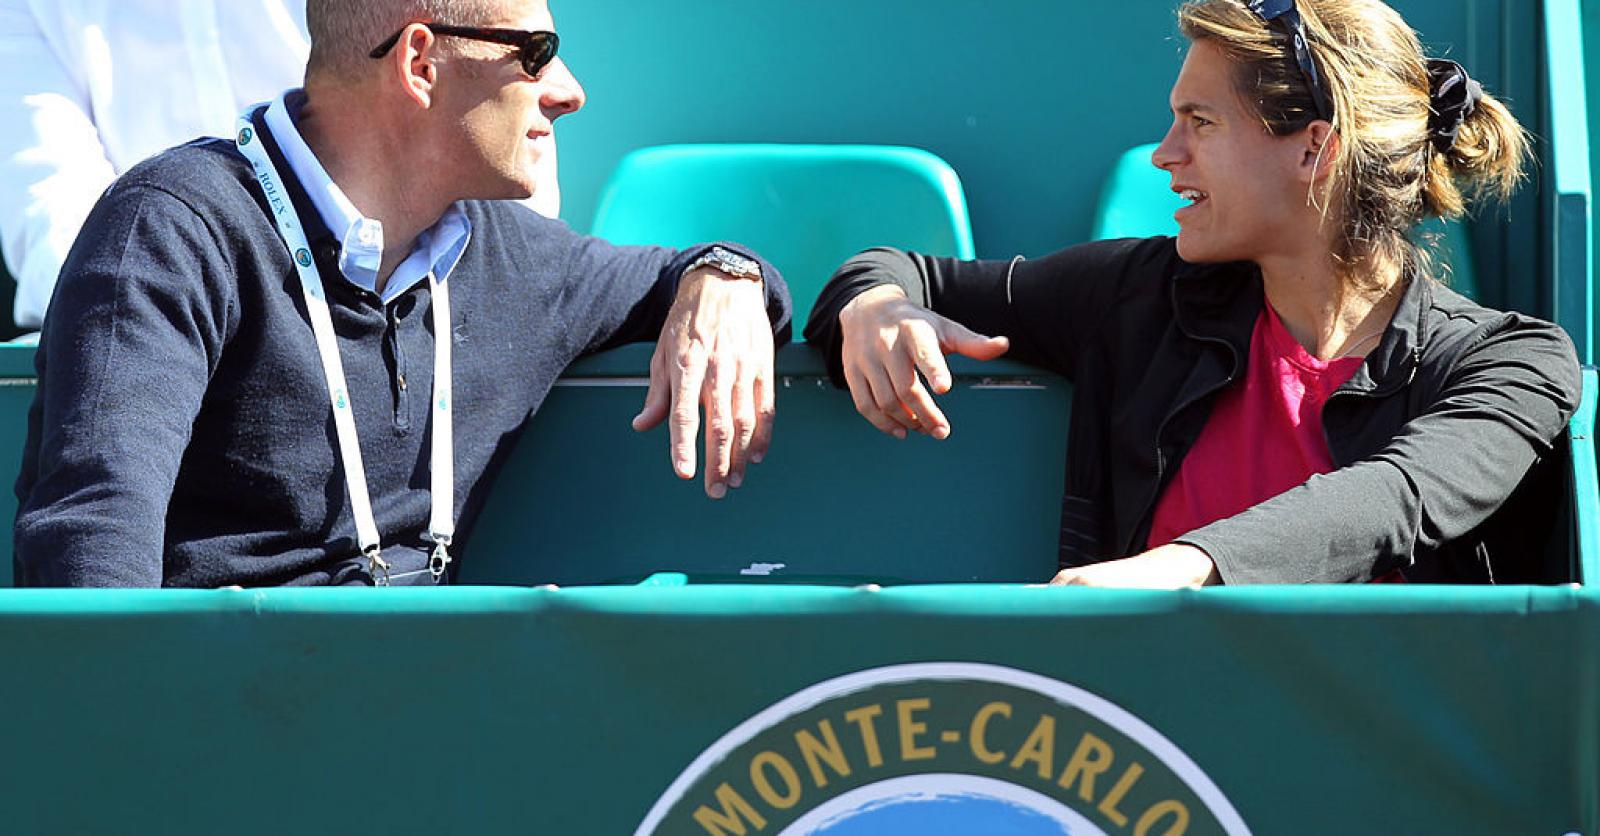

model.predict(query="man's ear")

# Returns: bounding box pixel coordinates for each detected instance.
[1298,121,1340,183]
[384,23,438,109]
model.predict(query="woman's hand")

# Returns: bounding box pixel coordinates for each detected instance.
[1049,544,1221,588]
[837,285,1010,439]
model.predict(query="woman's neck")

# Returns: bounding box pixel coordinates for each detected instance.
[1257,249,1406,361]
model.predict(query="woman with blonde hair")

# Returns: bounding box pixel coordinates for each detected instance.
[805,0,1580,585]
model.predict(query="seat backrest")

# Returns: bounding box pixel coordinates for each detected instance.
[458,344,1068,586]
[591,144,976,333]
[1090,143,1480,299]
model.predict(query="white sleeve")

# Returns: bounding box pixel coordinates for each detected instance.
[0,0,119,329]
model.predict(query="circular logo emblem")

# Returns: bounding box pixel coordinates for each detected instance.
[238,127,253,146]
[637,663,1249,835]
[295,248,313,267]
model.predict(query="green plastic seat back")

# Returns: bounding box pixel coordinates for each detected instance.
[1090,143,1480,299]
[459,345,1068,586]
[591,144,976,333]
[1090,143,1185,242]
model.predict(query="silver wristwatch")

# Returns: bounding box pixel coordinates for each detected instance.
[685,245,762,281]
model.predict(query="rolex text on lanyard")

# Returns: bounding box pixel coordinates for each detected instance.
[235,111,456,586]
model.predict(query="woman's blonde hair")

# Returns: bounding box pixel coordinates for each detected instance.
[1176,0,1530,289]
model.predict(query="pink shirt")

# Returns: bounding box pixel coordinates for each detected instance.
[1149,303,1365,551]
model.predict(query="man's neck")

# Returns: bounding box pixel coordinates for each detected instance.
[296,89,449,292]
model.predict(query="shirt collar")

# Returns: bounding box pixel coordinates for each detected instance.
[262,89,471,301]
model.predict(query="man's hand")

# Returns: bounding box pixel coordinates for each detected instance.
[1048,544,1221,588]
[837,285,1010,440]
[633,267,774,499]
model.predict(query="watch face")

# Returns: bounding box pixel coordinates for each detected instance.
[707,247,760,278]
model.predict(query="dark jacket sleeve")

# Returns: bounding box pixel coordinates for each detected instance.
[556,232,791,357]
[1178,313,1582,583]
[803,238,1172,384]
[15,183,234,586]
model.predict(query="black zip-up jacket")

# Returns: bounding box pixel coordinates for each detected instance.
[805,236,1581,584]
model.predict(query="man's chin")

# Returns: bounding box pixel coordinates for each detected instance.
[490,174,538,202]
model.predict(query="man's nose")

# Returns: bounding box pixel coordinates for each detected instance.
[542,58,586,117]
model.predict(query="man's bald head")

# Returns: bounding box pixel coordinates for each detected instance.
[305,0,507,81]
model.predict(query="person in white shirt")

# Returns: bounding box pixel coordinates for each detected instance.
[0,0,558,331]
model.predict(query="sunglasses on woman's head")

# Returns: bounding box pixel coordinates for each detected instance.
[369,24,560,80]
[1246,0,1332,122]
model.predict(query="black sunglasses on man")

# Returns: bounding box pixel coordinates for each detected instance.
[369,24,560,80]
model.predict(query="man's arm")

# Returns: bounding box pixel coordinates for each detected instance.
[557,233,790,499]
[0,0,122,329]
[14,183,233,586]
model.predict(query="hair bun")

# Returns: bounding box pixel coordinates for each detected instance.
[1427,58,1483,153]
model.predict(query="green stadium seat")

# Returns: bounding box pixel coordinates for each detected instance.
[1090,142,1480,299]
[590,144,977,333]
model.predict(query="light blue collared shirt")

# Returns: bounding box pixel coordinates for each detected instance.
[263,90,471,303]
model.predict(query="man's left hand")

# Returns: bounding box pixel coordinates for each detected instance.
[1048,544,1221,588]
[633,267,774,499]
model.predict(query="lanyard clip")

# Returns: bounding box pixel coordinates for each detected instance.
[428,534,453,581]
[365,545,391,587]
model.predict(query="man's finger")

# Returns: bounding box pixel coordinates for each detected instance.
[632,347,671,432]
[940,320,1011,361]
[702,351,737,499]
[669,345,707,480]
[728,361,757,488]
[750,359,775,464]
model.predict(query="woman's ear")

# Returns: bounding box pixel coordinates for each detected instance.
[1299,121,1340,183]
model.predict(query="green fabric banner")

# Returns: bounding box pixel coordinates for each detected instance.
[0,585,1594,834]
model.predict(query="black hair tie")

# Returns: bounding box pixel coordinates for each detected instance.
[1426,58,1482,154]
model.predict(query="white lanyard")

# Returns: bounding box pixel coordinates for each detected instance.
[235,114,455,585]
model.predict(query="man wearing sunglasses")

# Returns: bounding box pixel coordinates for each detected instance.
[13,0,792,588]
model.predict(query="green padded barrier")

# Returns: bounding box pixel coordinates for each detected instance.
[0,585,1594,834]
[590,144,975,334]
[460,343,1066,586]
[1089,143,1481,299]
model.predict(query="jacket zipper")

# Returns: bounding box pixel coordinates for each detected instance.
[1124,296,1242,555]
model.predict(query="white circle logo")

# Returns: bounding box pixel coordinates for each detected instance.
[637,663,1250,835]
